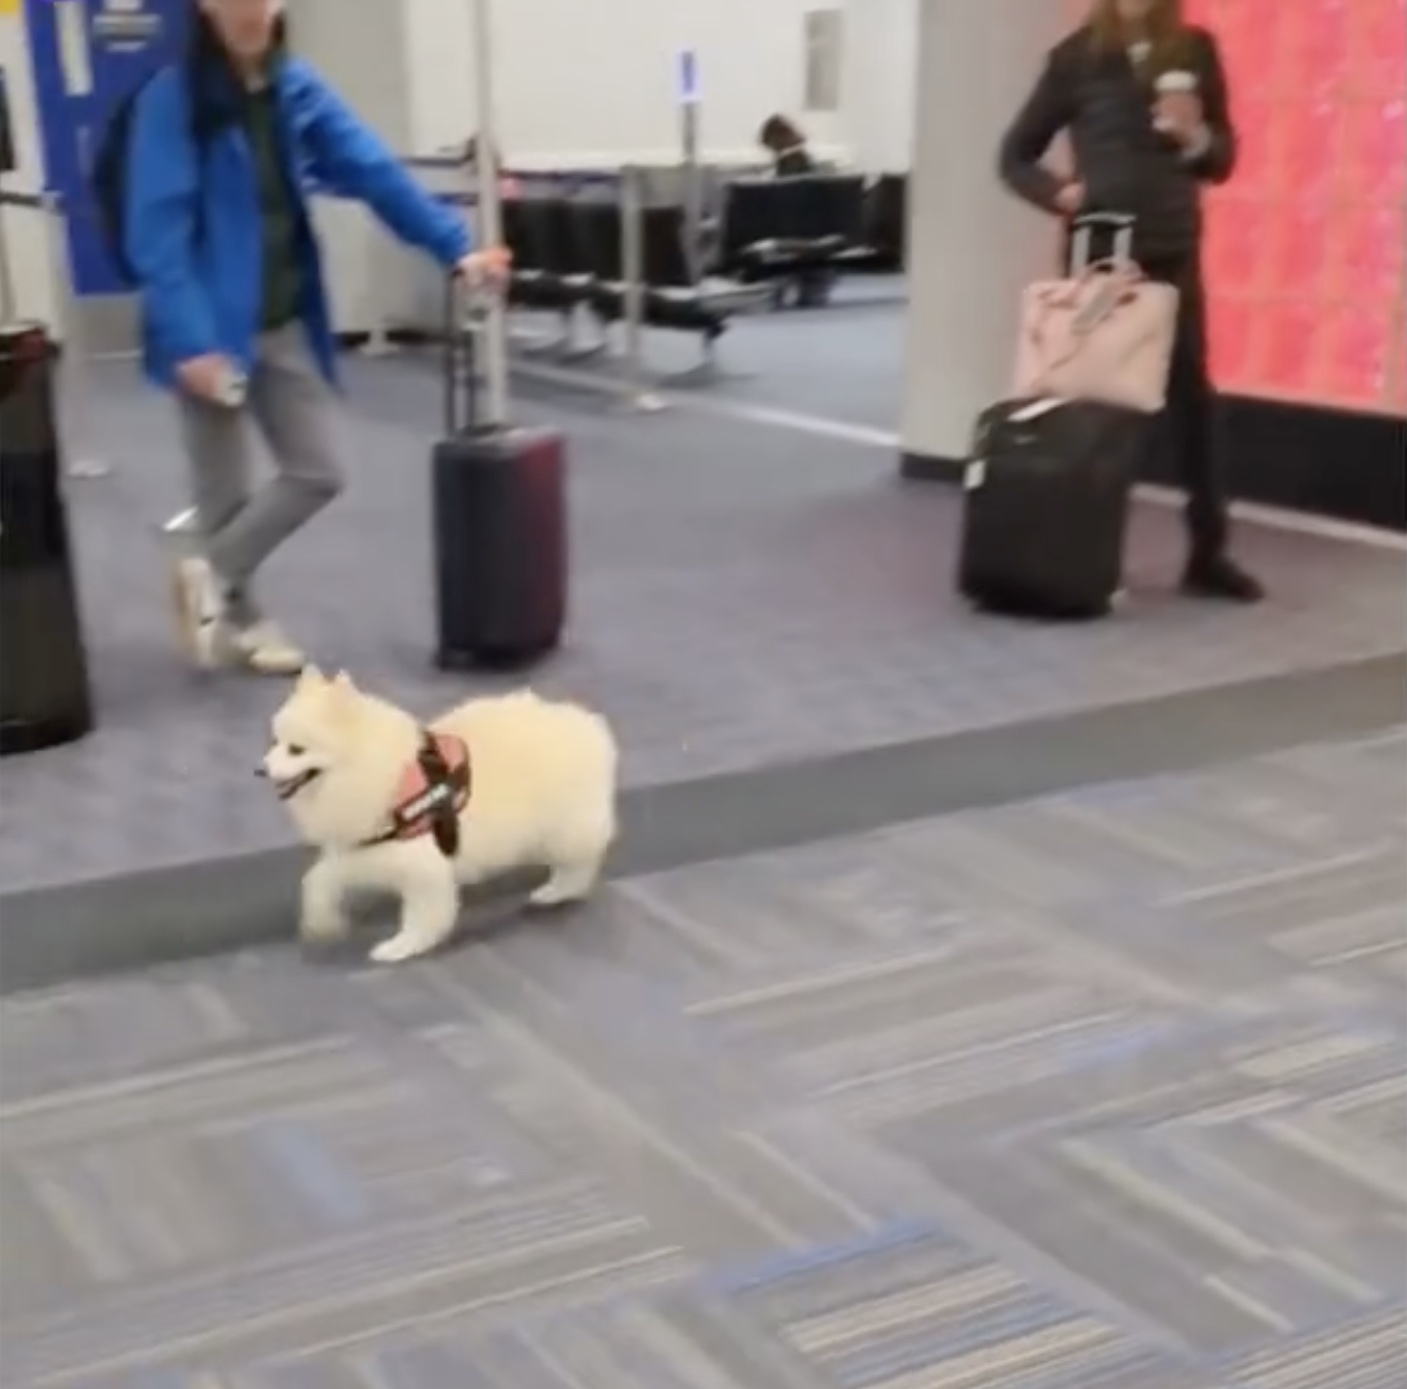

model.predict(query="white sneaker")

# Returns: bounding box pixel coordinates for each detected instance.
[228,619,307,676]
[171,555,229,671]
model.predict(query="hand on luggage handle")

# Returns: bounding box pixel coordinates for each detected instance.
[454,245,513,292]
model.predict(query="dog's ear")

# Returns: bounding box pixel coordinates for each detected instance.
[297,664,326,690]
[331,670,358,695]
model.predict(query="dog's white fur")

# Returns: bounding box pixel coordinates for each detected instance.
[263,668,618,963]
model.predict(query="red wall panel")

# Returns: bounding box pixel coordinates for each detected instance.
[1188,0,1407,411]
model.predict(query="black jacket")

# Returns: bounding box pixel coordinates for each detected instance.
[998,25,1236,260]
[774,145,816,177]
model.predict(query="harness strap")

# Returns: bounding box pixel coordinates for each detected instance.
[362,730,471,856]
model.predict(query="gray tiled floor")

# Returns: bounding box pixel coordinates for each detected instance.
[3,729,1403,1387]
[2,345,1402,891]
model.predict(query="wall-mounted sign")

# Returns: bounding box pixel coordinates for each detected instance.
[677,49,699,106]
[24,0,186,295]
[92,0,163,54]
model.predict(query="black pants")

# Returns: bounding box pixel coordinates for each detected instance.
[1142,253,1229,562]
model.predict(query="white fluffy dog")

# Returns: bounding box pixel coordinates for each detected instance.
[261,668,618,962]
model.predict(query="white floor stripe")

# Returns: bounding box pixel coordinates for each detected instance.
[678,395,904,449]
[1137,485,1407,552]
[97,341,1391,553]
[681,395,1407,554]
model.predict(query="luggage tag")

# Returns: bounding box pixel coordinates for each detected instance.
[1008,396,1067,422]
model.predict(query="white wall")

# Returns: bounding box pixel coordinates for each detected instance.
[291,0,421,335]
[841,0,918,173]
[0,6,61,326]
[3,0,923,335]
[390,0,848,166]
[294,0,863,330]
[900,0,1063,462]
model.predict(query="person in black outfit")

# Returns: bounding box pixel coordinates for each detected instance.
[758,114,833,308]
[999,0,1262,602]
[759,114,816,177]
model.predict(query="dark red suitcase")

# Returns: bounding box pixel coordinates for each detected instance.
[431,290,567,668]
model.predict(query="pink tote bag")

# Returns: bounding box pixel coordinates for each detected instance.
[1012,218,1180,414]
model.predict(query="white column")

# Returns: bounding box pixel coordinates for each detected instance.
[296,0,422,339]
[899,0,1067,477]
[0,5,61,326]
[841,0,919,173]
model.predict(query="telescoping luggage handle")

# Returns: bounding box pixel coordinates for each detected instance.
[443,276,483,436]
[443,0,509,436]
[1070,212,1135,275]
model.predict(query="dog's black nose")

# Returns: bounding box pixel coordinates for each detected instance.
[254,766,268,778]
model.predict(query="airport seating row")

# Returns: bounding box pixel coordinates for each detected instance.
[715,172,907,281]
[501,196,767,340]
[498,172,908,336]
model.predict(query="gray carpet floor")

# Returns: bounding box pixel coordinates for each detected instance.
[2,309,1402,890]
[3,294,1404,1388]
[3,728,1404,1387]
[2,652,1401,996]
[588,279,910,427]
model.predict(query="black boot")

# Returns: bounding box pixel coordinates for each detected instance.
[1182,552,1264,603]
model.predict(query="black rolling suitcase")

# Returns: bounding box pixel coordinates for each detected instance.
[958,213,1155,620]
[431,282,567,668]
[958,395,1146,619]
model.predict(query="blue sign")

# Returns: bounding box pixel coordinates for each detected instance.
[677,49,699,105]
[24,0,188,297]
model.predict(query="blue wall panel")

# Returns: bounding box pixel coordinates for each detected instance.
[24,0,188,296]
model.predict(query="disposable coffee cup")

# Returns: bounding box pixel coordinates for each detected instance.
[1153,70,1198,131]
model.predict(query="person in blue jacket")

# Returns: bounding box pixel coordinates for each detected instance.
[126,0,509,675]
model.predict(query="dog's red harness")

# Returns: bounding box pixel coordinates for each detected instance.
[362,731,471,857]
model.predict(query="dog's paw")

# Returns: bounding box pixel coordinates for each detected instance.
[370,933,436,964]
[299,910,349,943]
[527,879,592,909]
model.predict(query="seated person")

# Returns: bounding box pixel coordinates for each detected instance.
[756,114,831,307]
[758,114,816,177]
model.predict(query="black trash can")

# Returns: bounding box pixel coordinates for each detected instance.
[0,321,94,755]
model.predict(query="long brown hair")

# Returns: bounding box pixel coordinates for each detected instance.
[1087,0,1192,69]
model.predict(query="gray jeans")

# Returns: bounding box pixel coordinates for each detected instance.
[178,323,343,623]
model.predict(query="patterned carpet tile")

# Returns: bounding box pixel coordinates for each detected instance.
[1222,1308,1407,1389]
[2,734,1404,1387]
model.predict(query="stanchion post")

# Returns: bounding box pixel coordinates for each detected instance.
[619,166,664,413]
[40,192,110,479]
[678,49,704,285]
[468,0,511,426]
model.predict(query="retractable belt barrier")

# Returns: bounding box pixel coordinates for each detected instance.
[394,159,776,410]
[421,169,663,412]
